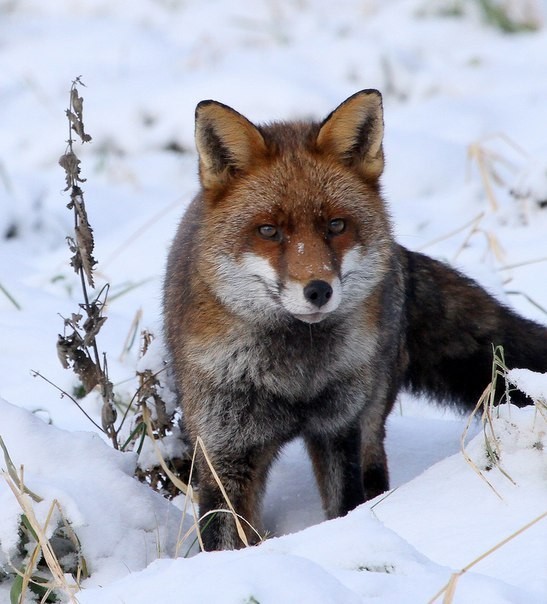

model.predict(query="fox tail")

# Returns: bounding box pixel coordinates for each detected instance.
[401,247,547,410]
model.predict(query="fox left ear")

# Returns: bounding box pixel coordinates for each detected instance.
[316,89,384,180]
[195,100,267,190]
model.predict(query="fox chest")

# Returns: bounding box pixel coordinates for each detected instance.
[185,321,378,431]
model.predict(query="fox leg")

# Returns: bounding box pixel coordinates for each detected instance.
[304,423,365,519]
[360,422,389,500]
[196,444,277,551]
[358,387,398,500]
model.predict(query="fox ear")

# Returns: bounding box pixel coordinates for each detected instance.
[195,100,266,190]
[316,89,384,180]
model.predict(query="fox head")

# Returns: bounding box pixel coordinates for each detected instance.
[193,90,394,325]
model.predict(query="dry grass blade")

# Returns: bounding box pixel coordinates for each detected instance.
[505,290,547,317]
[460,384,504,500]
[467,133,527,213]
[176,438,204,554]
[196,436,262,548]
[451,219,505,264]
[460,346,517,499]
[3,473,80,603]
[0,436,42,503]
[417,212,484,253]
[173,433,263,554]
[468,141,499,211]
[0,280,21,310]
[119,308,143,361]
[498,256,547,271]
[428,511,547,604]
[199,508,262,544]
[102,196,185,270]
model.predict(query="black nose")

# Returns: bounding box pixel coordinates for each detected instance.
[303,280,333,308]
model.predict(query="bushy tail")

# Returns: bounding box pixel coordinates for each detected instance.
[401,247,547,410]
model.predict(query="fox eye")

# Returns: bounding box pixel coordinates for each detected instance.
[258,224,279,240]
[328,218,345,235]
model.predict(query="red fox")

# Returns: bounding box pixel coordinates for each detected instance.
[163,90,547,551]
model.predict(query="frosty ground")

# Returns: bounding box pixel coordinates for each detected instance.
[1,1,547,602]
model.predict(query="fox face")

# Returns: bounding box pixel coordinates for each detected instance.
[195,91,394,325]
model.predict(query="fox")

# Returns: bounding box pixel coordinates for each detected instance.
[163,89,547,551]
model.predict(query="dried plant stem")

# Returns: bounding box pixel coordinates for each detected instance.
[467,132,527,212]
[417,212,484,253]
[428,511,547,604]
[196,435,261,548]
[0,435,43,503]
[505,290,547,317]
[31,370,105,434]
[57,77,118,449]
[0,280,21,310]
[499,256,547,271]
[55,79,176,496]
[460,346,514,500]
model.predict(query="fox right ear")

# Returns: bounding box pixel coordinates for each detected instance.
[195,100,266,190]
[316,89,384,180]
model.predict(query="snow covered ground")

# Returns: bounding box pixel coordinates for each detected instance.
[1,1,547,602]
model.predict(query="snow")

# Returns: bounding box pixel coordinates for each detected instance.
[1,1,547,602]
[508,368,547,403]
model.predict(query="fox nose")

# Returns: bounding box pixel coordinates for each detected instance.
[303,280,333,308]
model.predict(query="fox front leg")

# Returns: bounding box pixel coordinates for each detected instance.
[196,444,277,551]
[304,423,366,519]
